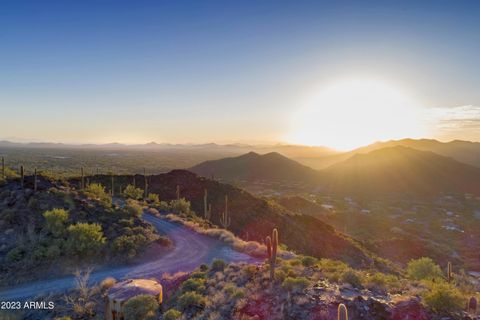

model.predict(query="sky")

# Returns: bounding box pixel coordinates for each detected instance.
[1,0,480,150]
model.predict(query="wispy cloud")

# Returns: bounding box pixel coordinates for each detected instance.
[427,105,480,141]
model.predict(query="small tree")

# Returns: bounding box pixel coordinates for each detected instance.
[123,184,144,200]
[66,223,105,257]
[123,295,159,320]
[407,257,442,281]
[43,208,69,237]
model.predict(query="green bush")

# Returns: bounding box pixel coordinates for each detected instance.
[83,183,112,206]
[282,277,310,293]
[125,199,143,217]
[163,309,182,320]
[112,234,148,259]
[178,291,205,311]
[6,246,26,263]
[169,198,191,214]
[66,223,105,257]
[301,256,317,267]
[123,295,159,320]
[43,208,69,237]
[364,272,400,293]
[123,184,144,200]
[181,278,206,293]
[422,282,464,315]
[407,257,442,281]
[341,270,362,288]
[147,193,160,204]
[210,259,226,272]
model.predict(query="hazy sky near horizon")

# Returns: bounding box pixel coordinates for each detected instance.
[1,1,480,150]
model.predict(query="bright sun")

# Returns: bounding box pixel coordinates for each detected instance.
[285,78,427,151]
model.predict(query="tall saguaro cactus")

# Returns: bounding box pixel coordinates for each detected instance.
[266,228,278,281]
[338,304,348,320]
[220,195,231,229]
[80,167,85,190]
[20,165,24,189]
[111,173,115,196]
[203,189,211,220]
[176,185,180,200]
[447,261,453,283]
[1,156,4,179]
[34,168,37,192]
[144,168,148,198]
[468,296,477,315]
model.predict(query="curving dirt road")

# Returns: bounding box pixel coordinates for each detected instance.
[0,214,259,301]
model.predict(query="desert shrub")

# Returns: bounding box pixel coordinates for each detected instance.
[181,278,206,293]
[66,223,105,257]
[301,256,317,267]
[224,284,245,299]
[364,272,400,293]
[43,208,69,237]
[147,193,160,204]
[407,257,442,281]
[178,291,206,311]
[83,183,111,206]
[275,269,287,283]
[125,199,143,217]
[112,234,148,259]
[123,184,144,200]
[123,295,159,320]
[45,244,61,259]
[163,309,182,320]
[341,270,362,288]
[282,277,310,293]
[211,259,226,272]
[422,282,464,315]
[6,246,26,263]
[169,198,191,214]
[100,277,117,291]
[190,271,206,279]
[199,264,209,272]
[1,208,20,225]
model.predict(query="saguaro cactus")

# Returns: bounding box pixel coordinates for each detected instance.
[34,168,37,192]
[266,229,278,281]
[447,261,452,283]
[468,296,477,314]
[81,167,85,190]
[20,165,24,189]
[111,174,114,196]
[144,168,148,198]
[220,195,231,229]
[338,303,348,320]
[203,189,211,220]
[176,185,180,200]
[1,156,4,179]
[133,176,136,187]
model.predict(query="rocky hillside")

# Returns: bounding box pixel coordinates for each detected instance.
[90,170,386,270]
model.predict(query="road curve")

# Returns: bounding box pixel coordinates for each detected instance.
[0,214,259,301]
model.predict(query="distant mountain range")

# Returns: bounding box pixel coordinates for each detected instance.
[191,145,480,198]
[301,138,480,169]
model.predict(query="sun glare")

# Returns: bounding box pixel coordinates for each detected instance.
[285,78,427,151]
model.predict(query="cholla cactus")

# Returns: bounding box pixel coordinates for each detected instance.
[220,195,231,229]
[338,303,348,320]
